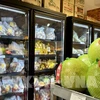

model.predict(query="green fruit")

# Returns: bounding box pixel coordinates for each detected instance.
[86,61,100,99]
[88,38,100,63]
[78,54,91,67]
[61,58,88,92]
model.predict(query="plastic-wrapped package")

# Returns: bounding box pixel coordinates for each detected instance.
[16,96,22,100]
[45,27,55,40]
[73,30,85,44]
[10,58,24,72]
[0,58,6,74]
[79,33,86,43]
[39,89,50,100]
[1,76,13,94]
[3,21,15,36]
[7,42,25,55]
[35,27,46,39]
[12,76,24,93]
[0,22,7,35]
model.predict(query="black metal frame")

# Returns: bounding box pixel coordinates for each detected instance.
[65,16,100,58]
[0,0,66,100]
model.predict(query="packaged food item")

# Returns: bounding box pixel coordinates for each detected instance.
[7,42,25,55]
[0,22,7,35]
[45,27,56,40]
[1,76,13,94]
[1,17,23,37]
[3,21,15,36]
[12,76,24,93]
[35,27,46,39]
[0,58,6,74]
[39,88,50,100]
[9,58,24,72]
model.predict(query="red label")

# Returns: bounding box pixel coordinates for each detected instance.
[56,63,62,84]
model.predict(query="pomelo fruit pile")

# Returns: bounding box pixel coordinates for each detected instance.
[60,38,100,99]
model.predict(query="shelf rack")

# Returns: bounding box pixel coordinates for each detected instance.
[50,84,99,100]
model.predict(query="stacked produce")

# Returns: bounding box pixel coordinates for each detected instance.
[56,38,100,99]
[35,40,55,55]
[34,75,55,100]
[0,17,23,36]
[35,59,57,70]
[0,76,25,95]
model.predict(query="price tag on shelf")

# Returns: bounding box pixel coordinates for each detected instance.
[70,93,86,100]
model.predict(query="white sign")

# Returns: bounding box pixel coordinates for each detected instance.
[70,93,86,100]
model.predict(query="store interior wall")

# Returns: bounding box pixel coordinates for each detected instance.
[84,0,100,15]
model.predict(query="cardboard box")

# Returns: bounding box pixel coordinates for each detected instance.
[75,0,85,6]
[62,1,74,16]
[64,0,74,4]
[87,8,100,21]
[21,0,42,6]
[74,5,84,19]
[44,0,60,12]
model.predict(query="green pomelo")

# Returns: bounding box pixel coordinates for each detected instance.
[78,54,91,67]
[61,58,88,92]
[88,38,100,63]
[86,61,100,99]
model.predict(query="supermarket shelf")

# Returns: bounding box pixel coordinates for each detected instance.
[50,84,99,100]
[34,69,55,75]
[0,55,24,58]
[0,35,28,41]
[35,54,56,57]
[0,72,25,76]
[0,92,24,98]
[73,42,85,45]
[72,54,80,57]
[35,38,56,42]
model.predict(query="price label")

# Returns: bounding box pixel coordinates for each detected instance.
[70,93,86,100]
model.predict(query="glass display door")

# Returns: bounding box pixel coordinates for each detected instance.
[34,13,65,100]
[72,22,92,57]
[0,4,29,100]
[94,27,100,40]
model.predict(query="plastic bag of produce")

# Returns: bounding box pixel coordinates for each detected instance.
[0,58,6,74]
[10,58,24,72]
[39,88,50,100]
[45,27,55,40]
[0,22,7,35]
[1,76,13,94]
[12,76,24,93]
[3,21,15,36]
[7,42,25,55]
[35,27,46,39]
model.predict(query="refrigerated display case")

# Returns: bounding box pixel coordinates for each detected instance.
[33,8,66,100]
[93,26,100,40]
[65,16,92,58]
[0,1,30,100]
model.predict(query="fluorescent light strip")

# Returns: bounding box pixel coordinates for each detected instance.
[74,23,89,28]
[95,28,100,31]
[36,15,61,22]
[0,6,25,14]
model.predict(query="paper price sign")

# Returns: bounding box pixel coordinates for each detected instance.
[70,93,86,100]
